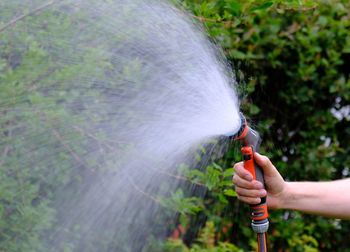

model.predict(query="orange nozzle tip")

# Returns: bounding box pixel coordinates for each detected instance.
[233,113,248,140]
[234,124,249,140]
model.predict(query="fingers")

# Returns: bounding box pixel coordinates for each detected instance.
[233,153,284,207]
[232,172,263,190]
[233,161,264,189]
[233,162,252,181]
[235,185,267,205]
[235,186,266,198]
[254,152,277,177]
[237,195,261,205]
[233,161,266,204]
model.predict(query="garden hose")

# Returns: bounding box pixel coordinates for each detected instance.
[232,113,269,252]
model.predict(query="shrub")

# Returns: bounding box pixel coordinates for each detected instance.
[166,0,350,251]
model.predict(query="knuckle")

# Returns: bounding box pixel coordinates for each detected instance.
[233,177,243,187]
[233,162,243,170]
[261,156,271,167]
[235,187,242,194]
[242,171,251,179]
[232,175,239,184]
[232,173,237,180]
[233,164,242,172]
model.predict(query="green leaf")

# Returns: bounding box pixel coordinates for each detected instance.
[249,104,260,115]
[205,165,222,190]
[229,49,246,59]
[250,2,274,11]
[223,168,234,178]
[224,189,237,197]
[227,0,242,15]
[212,162,223,171]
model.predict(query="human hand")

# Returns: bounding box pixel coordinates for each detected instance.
[232,153,287,209]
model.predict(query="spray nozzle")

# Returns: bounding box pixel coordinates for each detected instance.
[227,112,261,152]
[232,112,269,245]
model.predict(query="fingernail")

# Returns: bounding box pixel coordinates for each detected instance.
[260,190,267,197]
[253,181,263,189]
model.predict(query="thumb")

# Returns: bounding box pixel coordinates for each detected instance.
[254,152,278,177]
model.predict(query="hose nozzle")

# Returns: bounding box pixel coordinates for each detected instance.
[232,112,269,237]
[230,113,261,152]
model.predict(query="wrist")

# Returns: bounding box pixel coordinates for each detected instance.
[269,181,290,210]
[277,182,295,210]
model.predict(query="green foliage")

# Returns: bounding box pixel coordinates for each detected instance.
[163,222,243,252]
[160,189,204,215]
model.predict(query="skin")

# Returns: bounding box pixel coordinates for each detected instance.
[232,152,350,220]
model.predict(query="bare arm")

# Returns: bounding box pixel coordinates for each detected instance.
[282,179,350,219]
[232,153,350,220]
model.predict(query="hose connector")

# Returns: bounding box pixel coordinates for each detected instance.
[252,219,269,234]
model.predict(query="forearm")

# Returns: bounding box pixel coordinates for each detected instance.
[280,179,350,219]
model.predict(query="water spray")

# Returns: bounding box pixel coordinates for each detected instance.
[0,0,242,250]
[228,113,269,252]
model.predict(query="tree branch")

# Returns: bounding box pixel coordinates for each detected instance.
[0,0,56,33]
[189,13,235,26]
[126,175,160,204]
[52,128,96,173]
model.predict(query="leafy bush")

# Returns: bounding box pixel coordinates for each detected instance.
[163,0,350,251]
